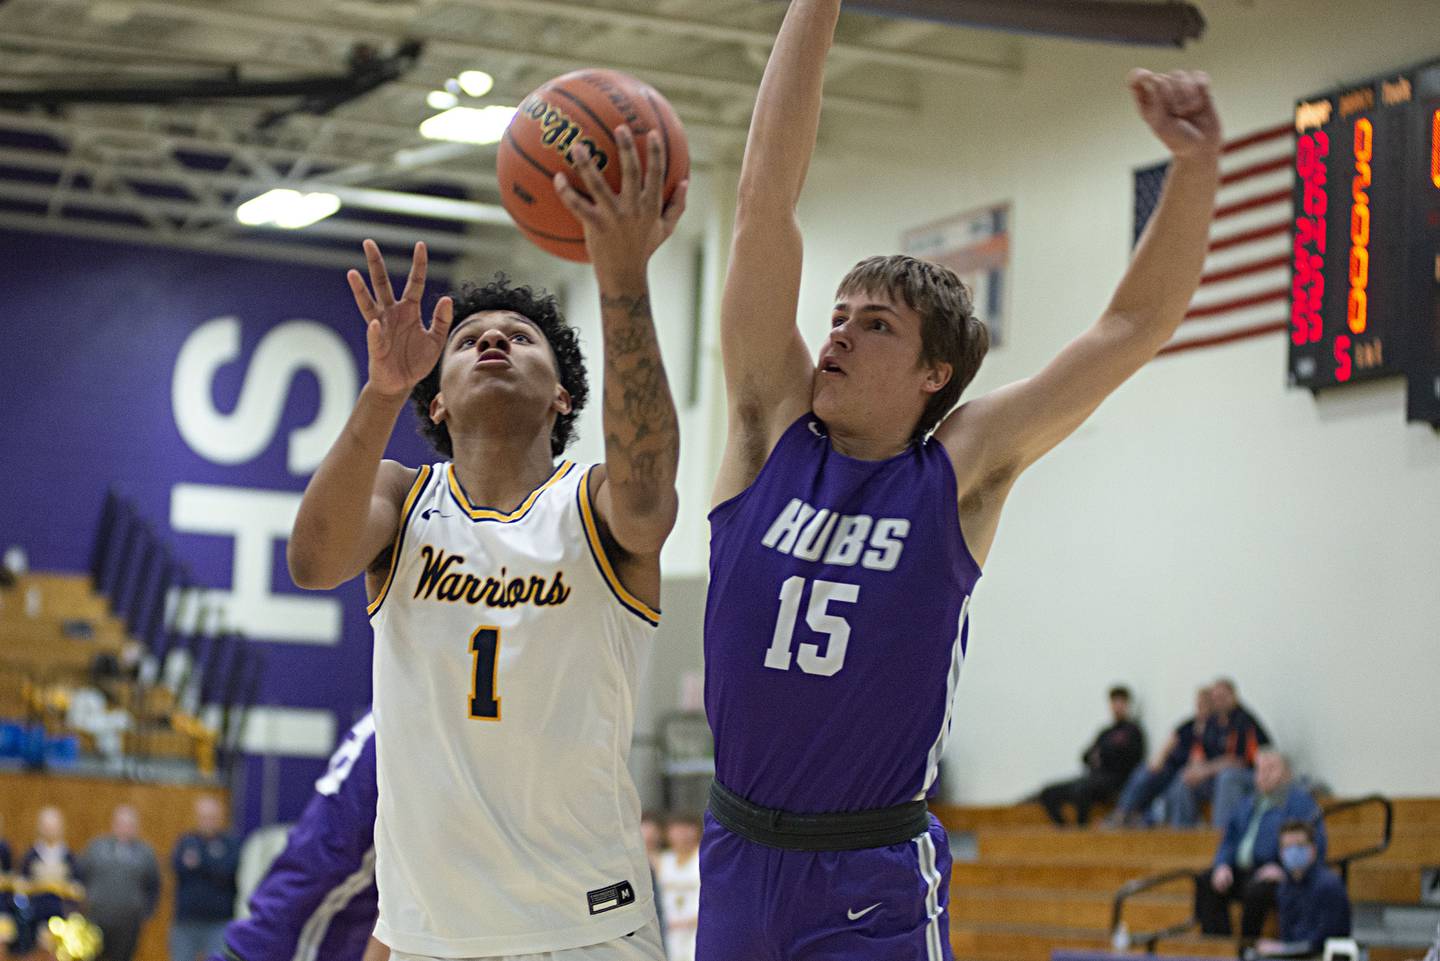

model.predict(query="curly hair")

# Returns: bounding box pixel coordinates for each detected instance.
[410,274,588,459]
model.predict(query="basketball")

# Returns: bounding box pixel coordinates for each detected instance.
[497,69,690,262]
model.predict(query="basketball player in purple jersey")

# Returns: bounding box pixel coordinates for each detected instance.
[213,712,387,961]
[700,2,1222,959]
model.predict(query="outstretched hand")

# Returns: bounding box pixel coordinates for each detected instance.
[346,239,454,399]
[1130,69,1222,160]
[553,125,688,277]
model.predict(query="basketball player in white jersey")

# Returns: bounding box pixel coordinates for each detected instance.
[288,127,687,960]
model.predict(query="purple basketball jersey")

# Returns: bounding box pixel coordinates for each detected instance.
[706,416,980,814]
[216,713,377,961]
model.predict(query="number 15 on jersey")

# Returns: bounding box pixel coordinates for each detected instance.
[763,576,859,677]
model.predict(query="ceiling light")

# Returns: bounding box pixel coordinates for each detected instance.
[235,189,341,229]
[427,90,460,110]
[457,70,495,98]
[418,105,516,145]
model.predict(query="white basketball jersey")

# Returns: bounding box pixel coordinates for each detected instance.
[369,460,659,958]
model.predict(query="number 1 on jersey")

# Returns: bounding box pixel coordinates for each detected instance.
[469,626,502,721]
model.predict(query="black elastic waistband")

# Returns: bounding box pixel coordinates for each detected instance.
[707,780,930,852]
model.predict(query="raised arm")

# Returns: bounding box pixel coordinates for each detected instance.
[714,0,843,503]
[555,127,686,560]
[288,241,452,590]
[938,70,1221,561]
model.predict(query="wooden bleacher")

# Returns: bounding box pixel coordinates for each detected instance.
[0,572,216,771]
[0,572,233,960]
[934,799,1440,961]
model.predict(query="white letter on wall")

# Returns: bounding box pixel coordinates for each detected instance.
[170,484,341,645]
[172,316,357,476]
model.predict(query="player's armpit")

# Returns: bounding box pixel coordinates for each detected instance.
[289,458,414,591]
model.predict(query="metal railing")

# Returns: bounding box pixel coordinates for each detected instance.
[1110,793,1394,953]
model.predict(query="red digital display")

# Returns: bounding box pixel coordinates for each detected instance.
[1348,118,1373,335]
[1432,109,1439,189]
[1288,59,1440,422]
[1292,132,1328,346]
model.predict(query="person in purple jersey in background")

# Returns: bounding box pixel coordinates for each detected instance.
[212,713,386,961]
[699,1,1223,959]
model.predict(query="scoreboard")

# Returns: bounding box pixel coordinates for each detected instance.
[1288,58,1440,426]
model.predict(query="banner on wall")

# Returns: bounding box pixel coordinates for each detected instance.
[903,203,1010,347]
[0,228,439,827]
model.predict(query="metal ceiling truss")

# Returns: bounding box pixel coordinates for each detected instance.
[0,0,1022,268]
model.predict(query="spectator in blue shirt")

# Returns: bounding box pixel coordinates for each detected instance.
[170,796,240,961]
[1255,819,1351,958]
[1197,750,1324,941]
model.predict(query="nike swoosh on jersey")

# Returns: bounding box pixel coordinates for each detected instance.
[847,903,881,921]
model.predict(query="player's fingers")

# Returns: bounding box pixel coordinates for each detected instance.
[553,171,602,224]
[364,239,396,306]
[641,131,666,210]
[1191,71,1216,114]
[401,242,427,304]
[430,295,453,339]
[347,269,379,321]
[660,179,689,234]
[1151,72,1177,112]
[615,125,642,203]
[1129,69,1158,115]
[570,144,617,211]
[1172,71,1202,116]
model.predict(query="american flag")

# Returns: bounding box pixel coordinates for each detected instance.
[1132,122,1293,355]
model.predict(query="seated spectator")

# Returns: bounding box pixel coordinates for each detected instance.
[1039,685,1145,826]
[20,806,80,923]
[1166,677,1270,827]
[1252,819,1351,958]
[0,813,12,872]
[1106,686,1213,828]
[1197,751,1323,942]
[79,804,160,961]
[657,813,701,961]
[171,796,240,961]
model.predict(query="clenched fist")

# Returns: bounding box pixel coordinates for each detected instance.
[1130,68,1222,160]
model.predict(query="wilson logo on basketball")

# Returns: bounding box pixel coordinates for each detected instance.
[515,94,611,172]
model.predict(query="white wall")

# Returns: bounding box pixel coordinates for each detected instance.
[783,0,1440,802]
[554,0,1440,804]
[649,0,1440,803]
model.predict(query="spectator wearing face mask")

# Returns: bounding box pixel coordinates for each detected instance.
[1197,750,1324,941]
[1253,820,1351,958]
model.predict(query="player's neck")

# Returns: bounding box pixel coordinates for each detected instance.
[448,428,560,514]
[824,420,911,461]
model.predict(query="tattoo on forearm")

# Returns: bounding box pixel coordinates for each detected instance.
[598,292,679,492]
